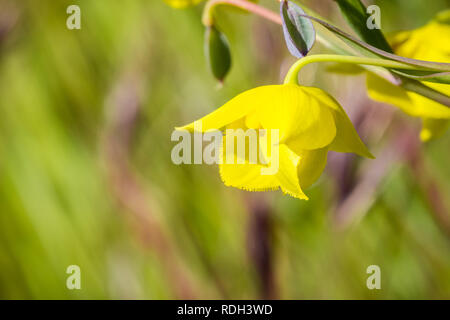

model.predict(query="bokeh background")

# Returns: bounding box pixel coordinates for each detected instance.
[0,0,449,299]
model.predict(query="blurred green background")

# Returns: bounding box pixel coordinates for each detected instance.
[0,0,449,299]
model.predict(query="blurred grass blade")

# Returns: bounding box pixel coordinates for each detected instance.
[280,0,316,58]
[334,0,393,53]
[205,26,232,82]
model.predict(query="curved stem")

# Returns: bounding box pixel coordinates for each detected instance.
[284,54,424,85]
[202,0,281,27]
[202,0,450,107]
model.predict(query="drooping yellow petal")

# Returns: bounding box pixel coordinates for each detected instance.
[219,130,280,192]
[178,85,337,152]
[420,118,450,142]
[389,21,450,63]
[175,83,373,200]
[219,162,279,192]
[219,132,308,199]
[291,147,329,189]
[366,74,450,119]
[305,87,374,158]
[164,0,203,9]
[366,17,450,141]
[178,85,299,132]
[276,145,308,200]
[176,87,265,132]
[256,85,336,149]
[244,111,261,129]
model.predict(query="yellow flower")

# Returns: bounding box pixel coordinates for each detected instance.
[164,0,203,9]
[366,17,450,141]
[177,85,373,199]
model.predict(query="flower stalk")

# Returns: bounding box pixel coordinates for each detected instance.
[202,0,282,27]
[201,0,450,108]
[283,54,430,85]
[202,0,346,54]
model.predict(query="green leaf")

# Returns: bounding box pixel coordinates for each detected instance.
[204,26,232,82]
[333,3,450,84]
[391,70,450,84]
[300,14,450,72]
[280,0,316,58]
[334,0,393,53]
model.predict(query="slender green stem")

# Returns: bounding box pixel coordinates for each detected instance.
[202,0,281,27]
[202,0,344,53]
[202,0,450,107]
[201,0,399,84]
[284,54,427,85]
